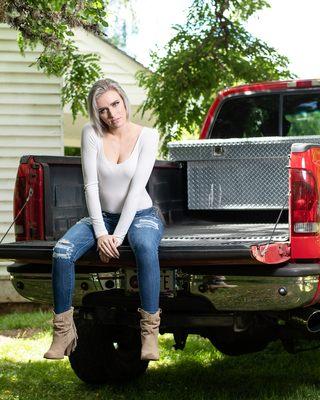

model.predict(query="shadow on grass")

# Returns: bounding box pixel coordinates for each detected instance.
[2,335,320,400]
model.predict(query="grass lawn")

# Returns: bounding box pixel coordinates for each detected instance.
[1,311,320,400]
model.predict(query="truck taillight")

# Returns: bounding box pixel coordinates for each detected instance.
[13,157,44,241]
[290,169,319,234]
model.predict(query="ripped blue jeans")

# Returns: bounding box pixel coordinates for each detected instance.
[52,206,164,314]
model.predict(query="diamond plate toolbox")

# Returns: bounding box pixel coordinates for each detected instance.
[167,136,320,210]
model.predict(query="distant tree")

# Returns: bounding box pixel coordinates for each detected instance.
[0,0,134,120]
[136,0,295,155]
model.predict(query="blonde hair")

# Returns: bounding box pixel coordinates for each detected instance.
[87,78,131,137]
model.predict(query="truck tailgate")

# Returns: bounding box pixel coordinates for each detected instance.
[0,221,288,267]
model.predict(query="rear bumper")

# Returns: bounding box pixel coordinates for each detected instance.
[190,274,319,311]
[7,262,320,312]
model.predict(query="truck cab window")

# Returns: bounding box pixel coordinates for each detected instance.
[283,93,320,136]
[210,94,279,139]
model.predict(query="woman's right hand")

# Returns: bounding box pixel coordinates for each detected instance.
[97,234,120,259]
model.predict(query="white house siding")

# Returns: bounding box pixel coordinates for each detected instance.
[63,28,155,148]
[0,23,63,302]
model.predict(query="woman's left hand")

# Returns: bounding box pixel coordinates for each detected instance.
[98,250,110,263]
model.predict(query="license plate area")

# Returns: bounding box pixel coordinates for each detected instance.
[125,269,175,296]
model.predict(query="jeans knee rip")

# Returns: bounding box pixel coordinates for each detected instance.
[134,218,159,230]
[53,239,74,260]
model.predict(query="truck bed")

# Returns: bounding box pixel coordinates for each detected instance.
[1,156,289,269]
[0,219,289,268]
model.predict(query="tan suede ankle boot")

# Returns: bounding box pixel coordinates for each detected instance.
[138,308,162,361]
[43,306,78,360]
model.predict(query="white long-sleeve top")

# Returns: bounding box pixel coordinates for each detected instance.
[81,123,159,245]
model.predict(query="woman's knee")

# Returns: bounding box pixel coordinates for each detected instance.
[128,224,162,252]
[129,236,159,255]
[52,238,76,262]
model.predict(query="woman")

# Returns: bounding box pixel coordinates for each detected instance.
[44,78,164,361]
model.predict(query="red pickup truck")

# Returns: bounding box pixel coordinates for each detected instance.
[1,78,320,383]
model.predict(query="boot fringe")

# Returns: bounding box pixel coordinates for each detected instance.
[66,319,78,355]
[64,337,77,356]
[71,320,78,353]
